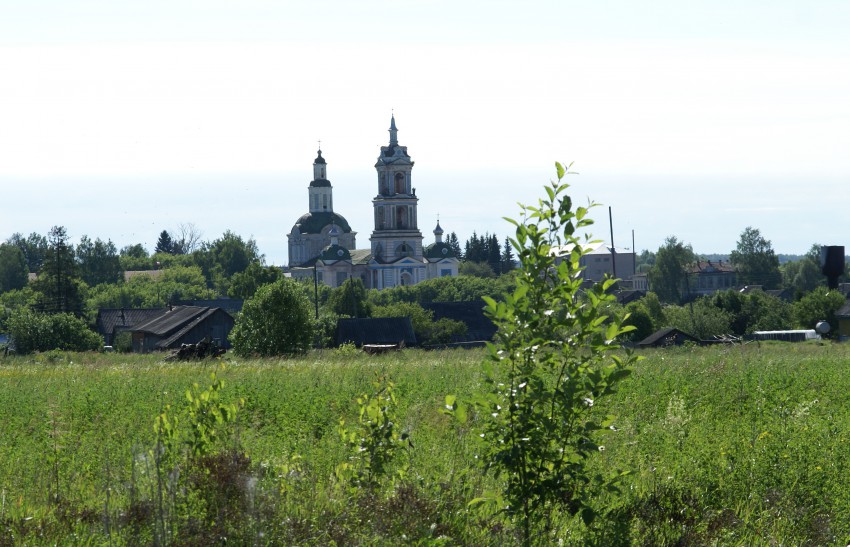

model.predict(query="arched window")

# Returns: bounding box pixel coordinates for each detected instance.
[397,243,412,258]
[396,206,406,229]
[394,172,405,194]
[400,272,412,286]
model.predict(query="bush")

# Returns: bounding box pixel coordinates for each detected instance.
[7,309,103,354]
[230,278,315,356]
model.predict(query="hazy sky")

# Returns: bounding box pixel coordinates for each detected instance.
[2,1,848,265]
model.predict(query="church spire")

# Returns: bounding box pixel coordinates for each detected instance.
[388,115,398,146]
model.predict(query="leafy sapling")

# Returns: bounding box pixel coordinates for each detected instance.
[446,162,638,543]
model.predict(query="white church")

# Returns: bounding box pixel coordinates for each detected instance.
[287,116,459,289]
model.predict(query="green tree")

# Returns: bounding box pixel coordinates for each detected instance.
[230,278,315,356]
[500,235,515,273]
[76,236,122,286]
[6,232,48,273]
[647,236,695,304]
[372,301,466,345]
[448,163,637,540]
[32,226,86,315]
[793,286,845,331]
[781,244,824,296]
[730,226,781,289]
[119,243,152,271]
[227,262,283,299]
[327,278,372,318]
[7,308,102,353]
[458,260,496,278]
[155,230,176,254]
[195,230,262,293]
[663,297,733,339]
[0,243,28,293]
[446,231,463,259]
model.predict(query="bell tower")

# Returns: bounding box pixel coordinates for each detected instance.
[369,115,423,262]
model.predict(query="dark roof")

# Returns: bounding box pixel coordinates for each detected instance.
[638,327,700,347]
[313,149,326,164]
[689,260,736,274]
[95,308,167,337]
[836,299,850,319]
[320,244,351,261]
[616,290,646,306]
[293,212,352,234]
[175,298,244,314]
[336,317,417,347]
[133,306,216,336]
[424,242,455,259]
[309,178,332,188]
[422,301,496,342]
[157,309,233,349]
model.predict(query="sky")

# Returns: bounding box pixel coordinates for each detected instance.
[1,1,848,266]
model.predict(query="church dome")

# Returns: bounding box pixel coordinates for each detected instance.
[320,244,351,262]
[424,242,454,259]
[292,212,352,235]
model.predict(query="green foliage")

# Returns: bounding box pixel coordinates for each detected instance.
[7,308,102,353]
[5,346,850,544]
[458,260,497,278]
[87,265,216,312]
[76,235,121,286]
[368,273,516,306]
[710,289,792,335]
[793,286,845,331]
[0,243,28,293]
[6,231,48,273]
[451,164,637,541]
[647,236,695,304]
[194,230,263,293]
[32,226,87,315]
[372,301,467,345]
[663,298,733,339]
[327,277,372,318]
[336,375,410,490]
[730,226,781,289]
[184,373,244,458]
[230,278,315,356]
[227,262,283,299]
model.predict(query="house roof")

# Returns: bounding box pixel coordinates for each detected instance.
[689,260,736,274]
[638,327,700,347]
[424,242,455,260]
[336,317,417,347]
[350,249,373,265]
[124,270,164,282]
[95,308,167,337]
[836,299,850,319]
[422,301,496,342]
[132,306,217,336]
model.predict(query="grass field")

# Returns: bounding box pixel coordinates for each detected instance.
[2,342,850,545]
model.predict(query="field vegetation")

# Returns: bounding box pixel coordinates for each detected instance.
[2,342,850,545]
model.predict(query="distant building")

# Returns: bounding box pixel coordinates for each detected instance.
[551,242,637,284]
[688,260,737,296]
[288,116,459,288]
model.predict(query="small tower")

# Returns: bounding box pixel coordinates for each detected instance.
[308,149,333,213]
[287,148,356,267]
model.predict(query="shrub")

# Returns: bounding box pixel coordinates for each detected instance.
[447,163,638,542]
[230,278,315,356]
[7,308,102,353]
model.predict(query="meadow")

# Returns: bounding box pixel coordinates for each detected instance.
[2,342,850,545]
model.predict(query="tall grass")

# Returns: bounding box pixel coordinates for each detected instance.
[2,342,850,544]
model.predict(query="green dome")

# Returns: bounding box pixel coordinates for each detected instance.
[320,244,351,261]
[424,242,455,259]
[293,212,352,235]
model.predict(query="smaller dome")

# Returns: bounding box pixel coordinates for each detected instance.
[320,244,351,262]
[424,242,455,259]
[314,149,326,164]
[433,221,444,236]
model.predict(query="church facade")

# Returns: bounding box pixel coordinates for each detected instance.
[287,116,458,289]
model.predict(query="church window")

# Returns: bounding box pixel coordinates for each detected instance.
[396,206,406,229]
[323,194,328,210]
[397,243,412,257]
[394,172,405,194]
